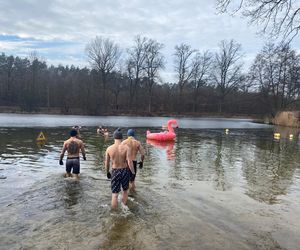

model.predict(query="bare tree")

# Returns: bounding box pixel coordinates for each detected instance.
[174,43,197,112]
[86,36,121,111]
[217,0,300,42]
[191,51,212,112]
[250,42,300,115]
[0,54,14,102]
[27,51,47,110]
[109,62,126,111]
[125,59,135,109]
[143,39,165,113]
[211,39,243,113]
[127,35,149,110]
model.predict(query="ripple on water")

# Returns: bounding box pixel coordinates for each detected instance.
[1,125,300,249]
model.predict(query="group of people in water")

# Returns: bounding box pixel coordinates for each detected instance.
[97,125,109,136]
[59,126,145,209]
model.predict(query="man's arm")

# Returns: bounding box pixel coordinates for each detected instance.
[138,142,145,162]
[104,148,110,172]
[126,146,135,174]
[104,148,112,179]
[80,141,86,160]
[60,142,67,161]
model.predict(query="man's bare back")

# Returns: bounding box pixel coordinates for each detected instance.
[105,143,132,170]
[61,137,85,158]
[122,137,145,161]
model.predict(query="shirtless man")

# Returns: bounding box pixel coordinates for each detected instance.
[121,129,145,190]
[105,128,134,209]
[59,129,86,180]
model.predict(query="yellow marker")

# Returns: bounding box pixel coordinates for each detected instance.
[36,131,46,141]
[36,140,45,148]
[274,133,280,139]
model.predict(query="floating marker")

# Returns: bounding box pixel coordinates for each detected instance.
[36,131,46,141]
[225,129,229,134]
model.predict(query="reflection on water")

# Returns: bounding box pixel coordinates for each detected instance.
[242,137,299,204]
[0,120,300,249]
[146,139,175,160]
[63,180,83,209]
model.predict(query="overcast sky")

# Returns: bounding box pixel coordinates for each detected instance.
[0,0,299,82]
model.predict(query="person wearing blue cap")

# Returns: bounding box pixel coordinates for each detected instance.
[105,128,135,209]
[121,128,145,191]
[59,129,86,180]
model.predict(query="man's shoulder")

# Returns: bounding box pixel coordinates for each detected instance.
[75,138,83,144]
[64,138,72,144]
[133,139,141,146]
[106,144,116,151]
[121,138,130,144]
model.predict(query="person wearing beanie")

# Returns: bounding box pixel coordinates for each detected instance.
[59,129,86,180]
[105,128,134,209]
[121,128,145,191]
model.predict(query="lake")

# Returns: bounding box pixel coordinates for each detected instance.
[0,114,299,249]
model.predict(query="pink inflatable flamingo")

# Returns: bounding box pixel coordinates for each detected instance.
[146,119,178,141]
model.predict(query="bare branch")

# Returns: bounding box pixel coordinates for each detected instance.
[216,0,300,42]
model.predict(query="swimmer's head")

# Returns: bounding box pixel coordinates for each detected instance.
[113,128,123,140]
[127,129,135,137]
[70,129,78,137]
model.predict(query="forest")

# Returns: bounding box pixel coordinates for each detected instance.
[0,36,299,117]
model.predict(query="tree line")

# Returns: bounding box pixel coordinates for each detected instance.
[0,36,300,117]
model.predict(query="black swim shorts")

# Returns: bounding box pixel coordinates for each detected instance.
[111,167,130,193]
[129,161,137,182]
[66,157,80,174]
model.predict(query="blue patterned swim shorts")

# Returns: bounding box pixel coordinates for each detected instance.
[111,167,130,193]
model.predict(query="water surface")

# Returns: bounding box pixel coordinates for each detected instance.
[0,114,299,249]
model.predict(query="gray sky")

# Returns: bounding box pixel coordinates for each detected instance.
[0,0,299,82]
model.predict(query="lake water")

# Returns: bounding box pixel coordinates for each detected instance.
[0,114,300,249]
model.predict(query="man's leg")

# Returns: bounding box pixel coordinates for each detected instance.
[129,161,137,191]
[65,159,73,178]
[131,181,136,190]
[111,193,118,209]
[122,168,130,203]
[122,189,128,205]
[72,159,80,180]
[129,181,135,192]
[111,169,121,209]
[64,172,73,178]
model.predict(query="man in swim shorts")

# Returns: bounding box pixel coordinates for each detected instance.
[121,129,145,191]
[59,129,86,180]
[105,128,134,209]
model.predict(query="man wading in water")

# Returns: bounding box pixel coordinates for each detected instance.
[59,129,86,180]
[121,129,145,191]
[105,128,134,209]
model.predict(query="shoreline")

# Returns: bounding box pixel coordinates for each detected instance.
[0,106,266,121]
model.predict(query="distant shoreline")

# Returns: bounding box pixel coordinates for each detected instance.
[0,106,265,121]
